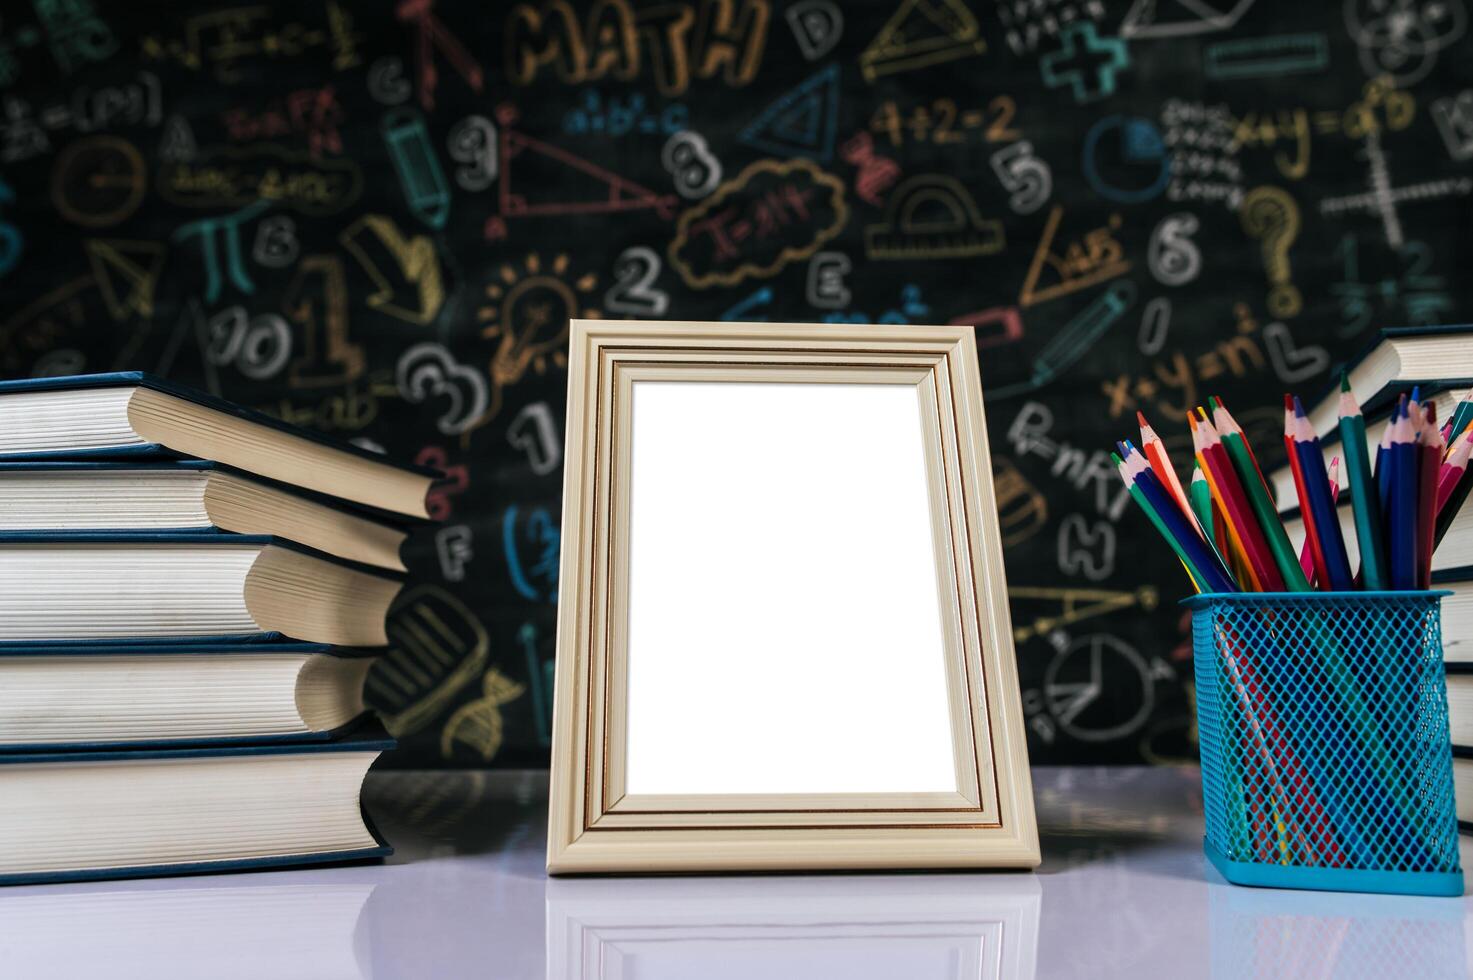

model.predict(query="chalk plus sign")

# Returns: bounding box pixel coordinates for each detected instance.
[1041,24,1130,104]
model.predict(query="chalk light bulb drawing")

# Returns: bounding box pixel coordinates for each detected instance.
[465,252,599,442]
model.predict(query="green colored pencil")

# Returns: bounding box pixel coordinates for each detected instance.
[1338,374,1388,589]
[1212,399,1311,590]
[1189,463,1215,539]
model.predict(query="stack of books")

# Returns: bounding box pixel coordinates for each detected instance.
[0,373,436,885]
[1264,327,1473,837]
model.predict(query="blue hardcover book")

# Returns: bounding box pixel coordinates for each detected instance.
[0,726,394,886]
[1305,325,1473,437]
[0,372,436,519]
[0,459,422,572]
[0,532,402,646]
[0,640,380,751]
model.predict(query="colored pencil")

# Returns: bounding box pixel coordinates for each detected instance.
[1435,444,1473,547]
[1444,388,1473,457]
[1193,412,1286,591]
[1117,451,1236,593]
[1374,400,1399,516]
[1214,399,1310,590]
[1292,398,1354,591]
[1298,459,1341,587]
[1138,411,1204,538]
[1388,403,1419,590]
[1337,375,1388,590]
[1285,395,1331,590]
[1436,430,1473,516]
[1419,404,1442,589]
[1127,445,1238,592]
[1127,445,1239,592]
[1189,463,1215,539]
[1116,453,1208,593]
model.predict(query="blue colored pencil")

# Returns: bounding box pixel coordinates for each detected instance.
[1389,405,1419,590]
[1291,398,1354,591]
[1125,449,1239,593]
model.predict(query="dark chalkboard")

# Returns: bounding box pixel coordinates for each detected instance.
[1,0,1471,765]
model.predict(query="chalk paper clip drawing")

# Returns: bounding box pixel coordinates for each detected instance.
[383,108,450,229]
[863,175,1003,259]
[737,63,839,163]
[365,585,491,738]
[1119,0,1255,39]
[440,667,525,762]
[859,0,985,82]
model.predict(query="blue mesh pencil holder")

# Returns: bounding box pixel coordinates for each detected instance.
[1186,590,1463,897]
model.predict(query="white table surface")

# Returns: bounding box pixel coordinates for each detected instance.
[2,765,1469,979]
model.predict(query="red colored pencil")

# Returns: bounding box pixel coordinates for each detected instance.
[1436,431,1473,516]
[1419,404,1443,589]
[1194,413,1286,591]
[1138,410,1204,539]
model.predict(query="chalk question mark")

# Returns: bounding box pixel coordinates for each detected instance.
[1239,186,1301,318]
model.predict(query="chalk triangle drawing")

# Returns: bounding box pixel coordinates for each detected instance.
[859,0,986,82]
[1119,0,1255,39]
[498,129,677,219]
[738,64,840,162]
[84,239,164,320]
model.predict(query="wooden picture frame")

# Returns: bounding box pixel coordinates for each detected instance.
[547,320,1038,873]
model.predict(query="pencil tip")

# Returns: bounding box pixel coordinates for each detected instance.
[1135,410,1148,428]
[1339,370,1350,392]
[1186,412,1199,431]
[1292,395,1306,416]
[1283,393,1294,411]
[1411,385,1422,403]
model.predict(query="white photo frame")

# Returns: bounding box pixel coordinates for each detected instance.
[547,320,1038,873]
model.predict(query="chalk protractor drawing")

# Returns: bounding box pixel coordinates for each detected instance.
[864,175,1004,259]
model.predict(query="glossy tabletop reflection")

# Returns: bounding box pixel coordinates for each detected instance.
[3,766,1471,979]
